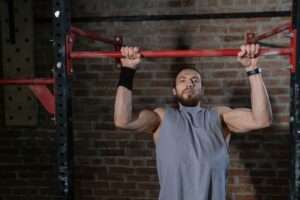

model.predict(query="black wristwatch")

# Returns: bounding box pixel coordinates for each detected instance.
[246,67,262,77]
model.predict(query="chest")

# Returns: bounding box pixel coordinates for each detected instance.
[157,113,229,166]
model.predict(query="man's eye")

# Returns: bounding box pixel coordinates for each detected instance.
[193,79,199,82]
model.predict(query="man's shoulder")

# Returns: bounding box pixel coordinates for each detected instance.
[153,107,166,121]
[211,106,232,115]
[211,106,233,139]
[154,107,165,114]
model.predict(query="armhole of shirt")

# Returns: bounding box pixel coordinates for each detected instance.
[212,109,230,151]
[155,106,170,147]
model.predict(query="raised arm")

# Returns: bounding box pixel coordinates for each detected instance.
[114,47,162,134]
[220,44,272,133]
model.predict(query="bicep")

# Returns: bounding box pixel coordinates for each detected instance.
[222,108,260,133]
[117,109,161,134]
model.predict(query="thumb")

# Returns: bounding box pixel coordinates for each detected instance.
[237,52,244,62]
[237,51,243,58]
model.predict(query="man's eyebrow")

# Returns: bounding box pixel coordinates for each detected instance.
[190,75,200,80]
[178,75,200,79]
[178,75,186,79]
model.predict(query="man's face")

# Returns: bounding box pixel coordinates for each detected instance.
[173,69,202,107]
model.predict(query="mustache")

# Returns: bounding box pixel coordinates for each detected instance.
[183,88,194,93]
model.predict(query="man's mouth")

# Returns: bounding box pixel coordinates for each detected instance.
[184,89,193,93]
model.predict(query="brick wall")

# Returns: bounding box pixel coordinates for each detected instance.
[0,0,292,200]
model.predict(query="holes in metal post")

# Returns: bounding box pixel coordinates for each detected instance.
[56,92,63,97]
[4,0,37,125]
[55,31,62,37]
[54,2,70,132]
[25,57,31,63]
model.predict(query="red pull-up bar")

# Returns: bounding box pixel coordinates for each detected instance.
[70,48,291,59]
[0,79,54,85]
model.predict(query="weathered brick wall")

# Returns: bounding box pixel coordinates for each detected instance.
[0,0,292,200]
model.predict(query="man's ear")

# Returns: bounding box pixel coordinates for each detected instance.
[172,88,177,96]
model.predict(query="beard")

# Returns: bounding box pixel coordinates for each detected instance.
[175,90,201,107]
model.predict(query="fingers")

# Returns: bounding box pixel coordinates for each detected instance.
[254,44,260,57]
[120,46,140,59]
[133,47,141,59]
[239,44,260,58]
[238,45,246,58]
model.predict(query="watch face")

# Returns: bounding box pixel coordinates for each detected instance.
[247,68,261,76]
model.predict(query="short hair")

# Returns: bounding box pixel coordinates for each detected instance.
[173,66,202,87]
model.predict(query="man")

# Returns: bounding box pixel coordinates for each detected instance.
[114,44,272,200]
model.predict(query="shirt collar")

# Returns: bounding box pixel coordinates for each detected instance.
[179,103,203,113]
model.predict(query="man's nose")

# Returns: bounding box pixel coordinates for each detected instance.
[186,79,194,88]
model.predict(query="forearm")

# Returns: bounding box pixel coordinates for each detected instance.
[249,73,272,126]
[114,86,133,127]
[114,86,161,133]
[114,63,136,127]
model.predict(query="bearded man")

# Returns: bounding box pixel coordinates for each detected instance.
[114,44,272,200]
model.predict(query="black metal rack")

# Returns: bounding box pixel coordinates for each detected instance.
[290,0,300,199]
[52,0,74,200]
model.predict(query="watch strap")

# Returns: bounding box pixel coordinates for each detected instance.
[246,67,262,76]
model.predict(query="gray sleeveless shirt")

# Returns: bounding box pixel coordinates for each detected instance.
[156,104,230,200]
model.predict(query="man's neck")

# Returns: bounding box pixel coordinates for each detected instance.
[178,102,201,108]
